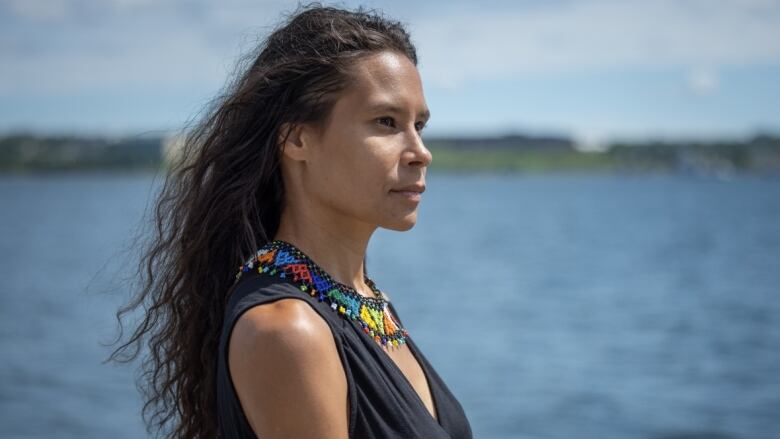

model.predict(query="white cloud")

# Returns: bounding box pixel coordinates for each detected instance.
[1,0,778,138]
[3,0,778,94]
[0,0,295,94]
[687,68,720,96]
[413,0,780,87]
[4,0,71,22]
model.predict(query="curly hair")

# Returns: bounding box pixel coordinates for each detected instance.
[105,3,418,438]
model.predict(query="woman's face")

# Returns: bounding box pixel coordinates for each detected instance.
[291,50,432,232]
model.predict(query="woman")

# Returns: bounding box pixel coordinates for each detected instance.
[109,4,472,438]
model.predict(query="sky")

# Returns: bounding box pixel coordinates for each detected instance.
[1,0,779,148]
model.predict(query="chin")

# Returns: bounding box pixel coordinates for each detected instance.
[381,213,418,231]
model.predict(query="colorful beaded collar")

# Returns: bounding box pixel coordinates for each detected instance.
[234,240,409,350]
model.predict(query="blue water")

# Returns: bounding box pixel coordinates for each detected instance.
[1,171,778,438]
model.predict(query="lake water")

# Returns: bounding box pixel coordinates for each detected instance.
[1,171,778,438]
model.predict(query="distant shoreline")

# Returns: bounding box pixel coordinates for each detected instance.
[1,133,779,174]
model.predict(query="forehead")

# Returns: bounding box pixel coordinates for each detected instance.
[338,51,426,112]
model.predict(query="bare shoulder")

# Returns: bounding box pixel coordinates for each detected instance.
[231,298,334,351]
[228,298,349,439]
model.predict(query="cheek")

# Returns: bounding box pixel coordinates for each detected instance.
[336,144,397,196]
[309,149,392,210]
[347,164,392,207]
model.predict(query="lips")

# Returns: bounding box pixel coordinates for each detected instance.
[390,183,425,203]
[390,184,425,194]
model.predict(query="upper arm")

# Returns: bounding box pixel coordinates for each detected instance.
[228,298,349,439]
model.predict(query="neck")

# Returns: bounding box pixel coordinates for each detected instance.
[273,202,376,297]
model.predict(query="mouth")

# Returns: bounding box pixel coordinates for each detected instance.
[390,184,425,202]
[390,190,422,203]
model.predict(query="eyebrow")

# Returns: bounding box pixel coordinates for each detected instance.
[368,102,430,120]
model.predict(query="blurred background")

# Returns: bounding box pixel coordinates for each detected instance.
[1,1,779,438]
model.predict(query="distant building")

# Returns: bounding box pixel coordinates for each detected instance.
[162,132,188,167]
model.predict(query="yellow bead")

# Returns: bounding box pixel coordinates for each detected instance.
[338,306,346,314]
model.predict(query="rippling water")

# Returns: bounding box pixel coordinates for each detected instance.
[1,171,778,438]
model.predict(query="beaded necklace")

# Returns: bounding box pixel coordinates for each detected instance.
[234,240,409,350]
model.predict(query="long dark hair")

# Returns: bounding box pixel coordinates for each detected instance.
[105,3,418,438]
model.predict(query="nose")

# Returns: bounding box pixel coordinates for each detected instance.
[404,131,433,168]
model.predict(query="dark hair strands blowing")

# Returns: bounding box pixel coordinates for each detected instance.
[105,3,419,438]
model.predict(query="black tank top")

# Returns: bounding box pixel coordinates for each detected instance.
[216,269,473,438]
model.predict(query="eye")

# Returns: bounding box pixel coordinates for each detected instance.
[377,116,395,128]
[415,121,427,132]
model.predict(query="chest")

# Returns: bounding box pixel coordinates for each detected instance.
[384,344,438,421]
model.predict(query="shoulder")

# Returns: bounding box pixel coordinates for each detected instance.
[228,298,349,437]
[229,270,303,303]
[230,297,332,350]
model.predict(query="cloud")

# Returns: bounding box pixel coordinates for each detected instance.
[687,68,720,96]
[1,0,778,138]
[2,0,779,94]
[3,0,71,22]
[412,0,780,87]
[0,0,294,94]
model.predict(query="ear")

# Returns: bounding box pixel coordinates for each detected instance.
[278,122,310,162]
